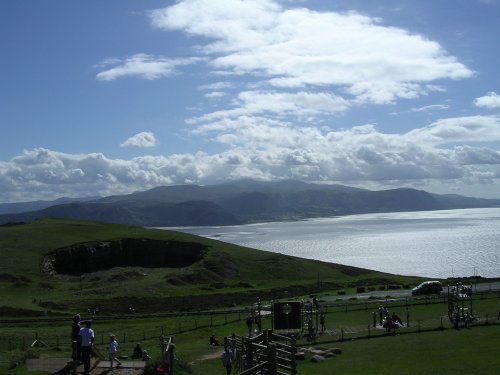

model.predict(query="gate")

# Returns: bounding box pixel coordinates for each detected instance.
[225,330,297,375]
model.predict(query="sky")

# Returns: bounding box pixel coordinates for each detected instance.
[1,0,500,203]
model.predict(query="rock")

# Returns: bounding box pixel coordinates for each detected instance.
[325,352,336,359]
[310,355,325,363]
[295,352,306,360]
[310,350,327,356]
[331,348,342,355]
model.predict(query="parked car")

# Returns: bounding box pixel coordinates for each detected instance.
[411,281,443,296]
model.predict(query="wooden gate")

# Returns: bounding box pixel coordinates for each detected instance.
[225,330,297,375]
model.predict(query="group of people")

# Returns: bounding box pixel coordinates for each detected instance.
[377,306,405,331]
[71,314,151,374]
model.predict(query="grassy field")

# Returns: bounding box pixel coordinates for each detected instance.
[1,218,498,374]
[0,218,424,316]
[1,296,499,374]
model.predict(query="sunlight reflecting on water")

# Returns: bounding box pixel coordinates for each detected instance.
[161,208,500,278]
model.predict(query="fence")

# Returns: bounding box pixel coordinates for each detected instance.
[226,330,297,375]
[0,311,243,352]
[1,292,498,352]
[289,310,500,346]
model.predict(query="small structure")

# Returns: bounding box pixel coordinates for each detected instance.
[447,282,474,325]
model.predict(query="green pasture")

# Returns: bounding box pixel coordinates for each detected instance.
[0,219,423,316]
[1,295,499,374]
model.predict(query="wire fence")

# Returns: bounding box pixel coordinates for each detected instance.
[1,292,499,352]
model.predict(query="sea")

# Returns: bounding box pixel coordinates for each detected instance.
[159,207,500,279]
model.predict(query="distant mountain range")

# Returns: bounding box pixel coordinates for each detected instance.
[1,180,499,226]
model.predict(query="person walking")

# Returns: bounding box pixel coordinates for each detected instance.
[108,334,122,369]
[221,348,234,375]
[79,321,94,375]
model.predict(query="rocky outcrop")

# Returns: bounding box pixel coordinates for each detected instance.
[300,346,342,363]
[42,238,207,276]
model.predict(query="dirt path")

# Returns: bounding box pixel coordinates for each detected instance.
[197,351,222,361]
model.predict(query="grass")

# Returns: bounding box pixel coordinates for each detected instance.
[1,296,498,374]
[1,218,498,374]
[298,325,500,375]
[0,218,424,315]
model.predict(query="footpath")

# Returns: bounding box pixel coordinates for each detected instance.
[26,357,145,375]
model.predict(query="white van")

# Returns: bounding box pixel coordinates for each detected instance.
[411,281,443,296]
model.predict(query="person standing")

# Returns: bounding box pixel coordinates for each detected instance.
[79,321,94,375]
[108,334,122,369]
[221,348,234,375]
[71,314,83,362]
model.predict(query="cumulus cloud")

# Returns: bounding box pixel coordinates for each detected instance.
[120,132,158,148]
[2,114,500,202]
[407,115,500,144]
[150,0,473,103]
[96,54,197,81]
[474,92,500,109]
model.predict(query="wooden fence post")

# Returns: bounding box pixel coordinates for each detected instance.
[268,343,277,375]
[291,336,297,375]
[245,337,253,369]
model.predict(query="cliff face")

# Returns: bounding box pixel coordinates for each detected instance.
[42,238,207,276]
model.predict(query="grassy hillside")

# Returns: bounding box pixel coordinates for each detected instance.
[0,218,423,316]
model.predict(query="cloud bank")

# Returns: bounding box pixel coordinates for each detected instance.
[2,115,500,202]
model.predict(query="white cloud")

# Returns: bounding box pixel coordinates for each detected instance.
[2,113,500,202]
[407,115,500,144]
[410,104,450,112]
[474,92,500,109]
[189,90,350,124]
[198,81,235,90]
[96,54,197,81]
[120,132,158,148]
[205,91,227,99]
[150,0,473,103]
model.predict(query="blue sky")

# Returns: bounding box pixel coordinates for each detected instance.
[1,0,500,203]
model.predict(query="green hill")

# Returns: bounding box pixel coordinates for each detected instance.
[0,219,421,316]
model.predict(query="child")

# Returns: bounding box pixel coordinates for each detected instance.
[108,334,122,369]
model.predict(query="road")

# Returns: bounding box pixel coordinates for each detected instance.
[322,281,500,302]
